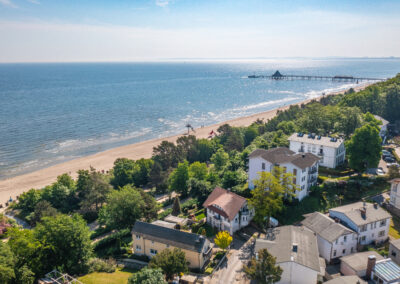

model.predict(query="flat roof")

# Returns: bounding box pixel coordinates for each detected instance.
[340,251,384,272]
[288,133,344,147]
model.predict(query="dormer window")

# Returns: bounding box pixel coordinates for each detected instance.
[262,163,265,170]
[292,244,298,253]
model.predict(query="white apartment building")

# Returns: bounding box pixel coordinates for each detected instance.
[389,178,400,210]
[203,187,253,235]
[302,212,358,263]
[248,147,319,201]
[329,202,391,246]
[288,133,346,169]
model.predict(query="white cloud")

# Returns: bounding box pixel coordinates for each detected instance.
[156,0,170,7]
[0,0,17,8]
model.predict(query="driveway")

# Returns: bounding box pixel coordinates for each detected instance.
[207,236,254,284]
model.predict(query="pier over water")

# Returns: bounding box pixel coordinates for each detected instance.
[248,70,385,83]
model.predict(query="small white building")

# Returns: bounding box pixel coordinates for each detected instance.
[255,225,324,284]
[302,212,358,262]
[288,133,346,169]
[248,147,319,201]
[203,187,253,235]
[329,202,391,246]
[389,178,400,210]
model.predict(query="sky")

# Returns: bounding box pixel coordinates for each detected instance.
[0,0,400,62]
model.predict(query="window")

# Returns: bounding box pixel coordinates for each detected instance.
[351,247,354,253]
[342,249,346,254]
[262,163,265,170]
[360,225,367,232]
[380,220,386,227]
[378,230,385,237]
[235,218,238,223]
[360,236,366,242]
[302,168,306,173]
[136,245,141,251]
[136,234,141,240]
[293,178,297,184]
[392,250,397,257]
[335,239,338,244]
[333,250,337,257]
[343,236,347,242]
[150,249,158,255]
[293,169,297,175]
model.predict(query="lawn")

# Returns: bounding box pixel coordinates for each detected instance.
[389,216,400,239]
[78,268,137,284]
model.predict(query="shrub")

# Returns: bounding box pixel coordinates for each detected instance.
[205,267,214,275]
[90,226,113,240]
[158,208,172,220]
[88,258,117,273]
[181,198,198,213]
[94,229,131,251]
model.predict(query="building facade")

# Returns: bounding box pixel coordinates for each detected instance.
[389,178,400,210]
[131,221,212,269]
[389,239,400,265]
[248,147,319,201]
[288,133,345,169]
[301,212,358,262]
[329,202,391,246]
[203,187,253,234]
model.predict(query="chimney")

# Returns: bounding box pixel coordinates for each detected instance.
[302,154,305,158]
[366,255,376,280]
[360,207,366,219]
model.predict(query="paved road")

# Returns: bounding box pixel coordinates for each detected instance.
[208,237,254,284]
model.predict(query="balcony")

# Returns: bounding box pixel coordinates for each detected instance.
[318,151,324,157]
[308,176,317,183]
[299,148,305,153]
[309,168,317,174]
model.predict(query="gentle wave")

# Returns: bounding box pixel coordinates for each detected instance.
[45,128,152,154]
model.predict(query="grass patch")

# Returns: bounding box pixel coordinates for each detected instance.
[191,222,216,237]
[78,267,137,284]
[389,216,400,239]
[195,208,205,221]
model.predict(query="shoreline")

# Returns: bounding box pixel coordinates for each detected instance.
[0,82,372,206]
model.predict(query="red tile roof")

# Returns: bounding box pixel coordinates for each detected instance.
[203,187,246,221]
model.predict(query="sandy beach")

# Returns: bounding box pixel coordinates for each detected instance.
[0,83,372,206]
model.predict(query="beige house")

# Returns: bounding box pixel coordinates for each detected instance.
[389,238,400,265]
[131,221,212,270]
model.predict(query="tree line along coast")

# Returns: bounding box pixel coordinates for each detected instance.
[1,74,400,283]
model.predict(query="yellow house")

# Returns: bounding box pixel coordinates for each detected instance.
[131,221,212,270]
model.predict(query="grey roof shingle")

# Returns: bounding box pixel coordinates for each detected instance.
[132,221,209,253]
[340,251,384,272]
[255,226,320,272]
[323,276,366,284]
[329,202,392,226]
[302,212,355,243]
[249,147,320,169]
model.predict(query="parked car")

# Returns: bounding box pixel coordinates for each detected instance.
[387,163,400,168]
[382,150,391,156]
[376,168,385,175]
[384,156,396,163]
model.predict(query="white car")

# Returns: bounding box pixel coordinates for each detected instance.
[376,168,385,175]
[387,163,400,168]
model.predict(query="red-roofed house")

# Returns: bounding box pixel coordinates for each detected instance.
[203,187,253,234]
